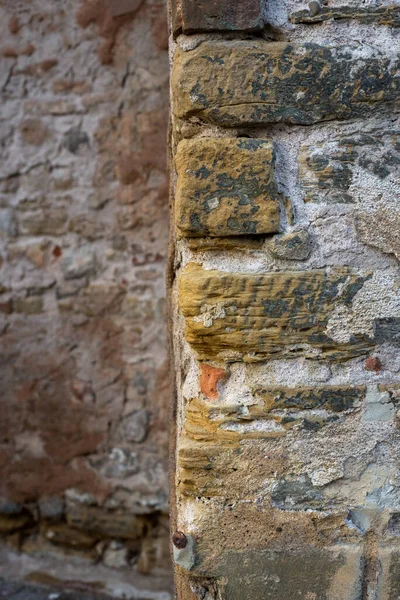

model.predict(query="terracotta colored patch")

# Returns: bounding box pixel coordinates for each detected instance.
[76,0,138,65]
[365,356,382,373]
[199,364,227,400]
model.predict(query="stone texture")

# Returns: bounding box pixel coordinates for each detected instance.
[291,4,400,26]
[268,229,312,260]
[171,3,400,600]
[175,138,280,237]
[0,0,172,595]
[356,206,400,261]
[171,0,264,34]
[178,263,373,361]
[377,547,400,600]
[209,546,363,600]
[374,318,400,346]
[299,129,400,204]
[253,385,365,412]
[66,506,145,541]
[172,41,400,127]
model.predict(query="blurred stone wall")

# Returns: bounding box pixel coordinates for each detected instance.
[0,0,172,596]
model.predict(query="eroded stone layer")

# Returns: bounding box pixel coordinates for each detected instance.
[172,41,400,126]
[178,264,373,361]
[172,0,264,34]
[175,138,280,237]
[291,4,400,26]
[299,129,400,204]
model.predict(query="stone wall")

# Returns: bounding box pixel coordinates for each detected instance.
[0,1,173,597]
[169,1,400,598]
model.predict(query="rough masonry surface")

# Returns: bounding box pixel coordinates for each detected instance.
[175,138,280,237]
[170,0,400,599]
[172,40,400,126]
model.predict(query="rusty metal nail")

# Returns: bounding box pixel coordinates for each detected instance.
[365,356,382,373]
[172,531,187,549]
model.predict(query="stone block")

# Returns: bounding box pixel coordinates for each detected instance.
[172,41,400,127]
[43,523,99,549]
[19,208,68,236]
[178,264,373,361]
[172,0,264,34]
[210,546,363,600]
[175,138,280,237]
[356,206,400,261]
[66,505,145,540]
[253,385,365,412]
[268,229,312,260]
[291,4,400,26]
[61,248,96,280]
[374,319,400,346]
[122,409,150,443]
[377,547,400,600]
[299,129,400,203]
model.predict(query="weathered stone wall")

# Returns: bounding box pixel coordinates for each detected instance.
[0,1,173,597]
[169,1,400,598]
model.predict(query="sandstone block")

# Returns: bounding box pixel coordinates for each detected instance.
[268,229,312,260]
[180,385,364,453]
[291,4,400,26]
[178,264,372,361]
[209,546,363,600]
[66,505,145,540]
[253,385,365,412]
[186,237,264,252]
[377,547,400,600]
[175,138,280,237]
[43,523,99,549]
[172,0,264,34]
[172,41,400,127]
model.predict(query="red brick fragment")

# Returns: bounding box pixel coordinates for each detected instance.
[200,364,227,400]
[365,356,382,373]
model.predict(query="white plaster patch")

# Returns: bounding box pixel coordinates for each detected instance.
[326,269,400,342]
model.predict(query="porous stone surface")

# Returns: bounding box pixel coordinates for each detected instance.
[172,40,400,127]
[291,4,400,25]
[0,0,172,597]
[299,129,400,204]
[268,229,312,260]
[172,0,265,33]
[175,138,280,237]
[179,264,372,361]
[169,0,400,599]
